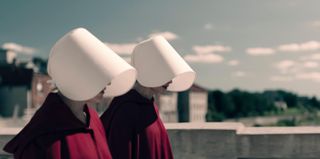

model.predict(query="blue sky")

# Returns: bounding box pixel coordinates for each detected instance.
[2,0,320,97]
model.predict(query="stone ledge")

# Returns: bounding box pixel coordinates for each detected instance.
[2,122,320,159]
[165,122,245,130]
[238,126,320,135]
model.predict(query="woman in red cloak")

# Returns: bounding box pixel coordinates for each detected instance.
[100,36,196,159]
[3,28,137,159]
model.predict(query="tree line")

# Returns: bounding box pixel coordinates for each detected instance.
[206,89,320,121]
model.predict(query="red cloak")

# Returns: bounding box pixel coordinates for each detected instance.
[3,93,112,159]
[100,90,174,159]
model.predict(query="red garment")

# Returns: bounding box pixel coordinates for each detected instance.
[3,93,112,159]
[100,90,174,159]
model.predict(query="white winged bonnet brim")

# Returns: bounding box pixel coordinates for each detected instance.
[48,28,137,101]
[131,36,196,92]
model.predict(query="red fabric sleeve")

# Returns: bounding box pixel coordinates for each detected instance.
[46,140,61,159]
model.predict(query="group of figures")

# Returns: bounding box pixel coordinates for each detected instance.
[3,28,196,159]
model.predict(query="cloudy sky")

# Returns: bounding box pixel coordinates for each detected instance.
[2,0,320,97]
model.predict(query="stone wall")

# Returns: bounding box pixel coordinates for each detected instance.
[2,123,320,159]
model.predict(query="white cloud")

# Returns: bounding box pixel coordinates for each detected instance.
[278,41,320,52]
[272,57,320,82]
[295,72,320,82]
[277,44,300,52]
[300,53,320,61]
[106,31,178,55]
[271,72,320,83]
[246,47,275,56]
[311,21,320,29]
[148,31,178,41]
[296,41,320,51]
[185,44,231,63]
[193,45,231,54]
[184,53,224,63]
[232,71,246,77]
[270,76,294,82]
[303,61,318,68]
[273,60,320,82]
[227,60,239,66]
[105,42,136,55]
[2,42,36,55]
[246,41,320,56]
[204,23,214,30]
[274,60,298,74]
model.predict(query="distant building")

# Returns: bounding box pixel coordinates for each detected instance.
[22,73,51,121]
[0,48,16,64]
[157,84,208,123]
[0,49,33,117]
[157,92,178,122]
[189,84,208,122]
[31,73,52,108]
[0,48,51,119]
